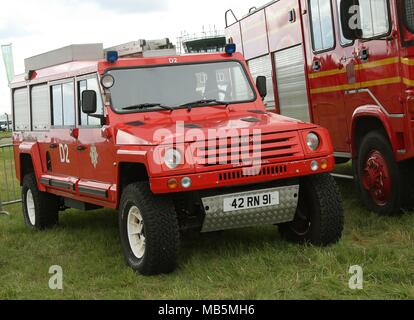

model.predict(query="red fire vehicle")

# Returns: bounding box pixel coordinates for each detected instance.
[11,40,343,275]
[225,0,414,215]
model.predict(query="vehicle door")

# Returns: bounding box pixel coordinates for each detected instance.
[76,74,115,201]
[302,0,351,153]
[47,79,79,188]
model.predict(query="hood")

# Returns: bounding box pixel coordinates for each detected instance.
[115,110,316,146]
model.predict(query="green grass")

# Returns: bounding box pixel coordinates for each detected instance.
[0,163,413,300]
[0,131,12,140]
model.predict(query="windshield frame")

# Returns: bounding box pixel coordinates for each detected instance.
[102,59,258,114]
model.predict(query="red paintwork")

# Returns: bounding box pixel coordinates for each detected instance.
[226,0,414,163]
[11,51,334,209]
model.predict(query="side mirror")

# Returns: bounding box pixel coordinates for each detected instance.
[340,0,362,41]
[82,90,97,115]
[256,76,267,99]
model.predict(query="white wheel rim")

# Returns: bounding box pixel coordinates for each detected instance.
[127,206,146,259]
[26,189,36,226]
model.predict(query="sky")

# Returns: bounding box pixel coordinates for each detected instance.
[0,0,268,115]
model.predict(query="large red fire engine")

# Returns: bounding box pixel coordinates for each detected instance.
[11,39,343,275]
[225,0,414,215]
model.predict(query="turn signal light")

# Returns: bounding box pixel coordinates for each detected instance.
[321,159,328,170]
[167,179,179,190]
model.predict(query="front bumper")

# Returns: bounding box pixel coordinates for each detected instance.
[149,155,334,194]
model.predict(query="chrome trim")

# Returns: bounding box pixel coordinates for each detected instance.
[345,89,405,119]
[334,152,352,158]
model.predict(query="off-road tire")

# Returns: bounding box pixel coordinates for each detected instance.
[22,173,59,230]
[119,182,180,275]
[279,174,344,246]
[354,131,402,215]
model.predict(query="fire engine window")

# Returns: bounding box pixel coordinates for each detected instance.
[106,61,255,112]
[51,81,75,127]
[78,77,103,126]
[336,0,353,46]
[31,84,51,131]
[309,0,335,52]
[404,0,414,33]
[13,87,30,131]
[359,0,389,38]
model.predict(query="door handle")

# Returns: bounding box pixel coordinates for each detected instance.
[312,60,321,72]
[49,143,58,149]
[77,145,87,152]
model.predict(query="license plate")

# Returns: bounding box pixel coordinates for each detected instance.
[223,191,280,212]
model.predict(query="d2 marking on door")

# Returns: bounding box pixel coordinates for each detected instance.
[59,144,70,164]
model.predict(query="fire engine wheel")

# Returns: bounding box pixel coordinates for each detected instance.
[119,182,180,275]
[21,173,59,230]
[279,174,344,246]
[355,131,402,215]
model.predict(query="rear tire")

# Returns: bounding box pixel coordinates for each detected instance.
[279,174,344,246]
[22,173,59,230]
[354,131,402,215]
[119,182,179,275]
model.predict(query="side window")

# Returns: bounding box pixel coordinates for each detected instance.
[51,81,75,127]
[336,0,353,46]
[31,84,51,131]
[309,0,335,52]
[78,77,103,126]
[360,0,389,38]
[13,87,30,131]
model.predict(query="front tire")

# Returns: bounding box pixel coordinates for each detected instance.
[119,182,179,275]
[22,173,59,230]
[279,174,344,246]
[354,131,402,215]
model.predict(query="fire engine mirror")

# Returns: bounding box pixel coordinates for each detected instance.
[256,76,267,100]
[340,0,363,41]
[82,90,97,115]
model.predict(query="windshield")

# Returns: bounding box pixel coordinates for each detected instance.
[106,61,256,112]
[404,0,414,34]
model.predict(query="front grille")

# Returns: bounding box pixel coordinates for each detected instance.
[218,164,288,182]
[194,131,303,167]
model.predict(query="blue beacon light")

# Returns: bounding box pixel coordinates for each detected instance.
[225,43,236,55]
[106,51,119,63]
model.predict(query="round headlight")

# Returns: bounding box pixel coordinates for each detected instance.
[101,74,115,89]
[164,149,182,169]
[306,133,320,151]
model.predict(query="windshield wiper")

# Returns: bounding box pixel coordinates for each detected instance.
[122,103,173,111]
[179,99,229,111]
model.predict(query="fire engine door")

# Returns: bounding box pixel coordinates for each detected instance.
[302,0,350,153]
[48,80,80,180]
[76,76,115,193]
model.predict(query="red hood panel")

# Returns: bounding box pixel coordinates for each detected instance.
[115,111,316,145]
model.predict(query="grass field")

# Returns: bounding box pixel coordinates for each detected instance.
[0,131,12,140]
[0,157,413,300]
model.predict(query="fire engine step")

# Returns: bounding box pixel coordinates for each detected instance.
[200,185,299,233]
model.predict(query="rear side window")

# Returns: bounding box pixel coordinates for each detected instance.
[31,84,50,131]
[404,0,414,33]
[359,0,390,38]
[309,0,335,52]
[13,87,30,131]
[51,81,75,127]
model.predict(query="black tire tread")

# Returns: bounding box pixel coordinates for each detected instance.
[280,174,344,246]
[22,173,59,229]
[119,182,179,275]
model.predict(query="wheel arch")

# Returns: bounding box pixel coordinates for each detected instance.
[351,107,396,158]
[117,162,150,207]
[17,142,46,191]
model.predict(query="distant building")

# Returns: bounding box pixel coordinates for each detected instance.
[177,28,226,54]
